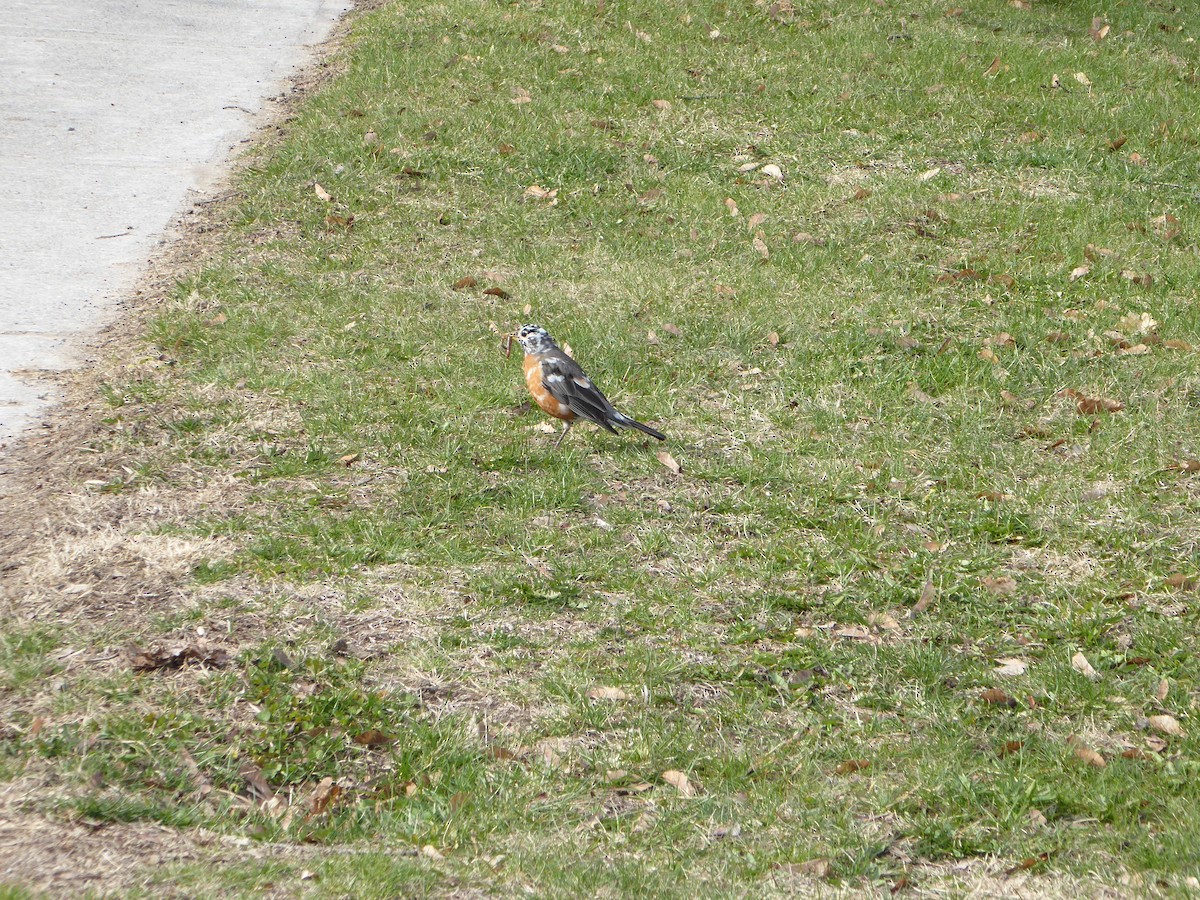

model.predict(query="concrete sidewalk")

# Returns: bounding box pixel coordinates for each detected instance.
[0,0,349,445]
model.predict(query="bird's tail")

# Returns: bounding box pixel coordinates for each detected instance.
[612,412,666,441]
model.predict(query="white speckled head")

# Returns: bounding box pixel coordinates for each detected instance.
[516,323,557,355]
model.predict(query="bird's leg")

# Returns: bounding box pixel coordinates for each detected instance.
[552,420,572,450]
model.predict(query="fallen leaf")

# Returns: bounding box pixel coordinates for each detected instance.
[1074,72,1092,88]
[1128,152,1147,166]
[1117,311,1158,335]
[1089,17,1110,40]
[650,99,672,111]
[239,761,275,802]
[747,212,768,230]
[852,186,872,201]
[129,644,229,672]
[325,214,354,229]
[910,580,935,617]
[918,166,942,182]
[1069,264,1091,282]
[1000,390,1036,410]
[354,729,394,747]
[835,759,871,775]
[760,163,784,180]
[1148,714,1186,738]
[338,452,360,467]
[724,197,740,217]
[452,276,478,291]
[782,858,832,879]
[792,231,825,245]
[1155,679,1170,703]
[422,844,445,860]
[1068,392,1124,415]
[523,184,559,203]
[981,688,1017,707]
[586,686,630,701]
[662,769,695,796]
[1163,339,1194,351]
[990,332,1016,348]
[1071,652,1099,680]
[657,451,682,475]
[511,87,532,104]
[483,287,511,299]
[984,56,1001,77]
[314,183,332,202]
[309,778,341,816]
[207,313,228,326]
[752,234,770,260]
[662,323,682,337]
[638,187,664,205]
[1005,852,1050,877]
[1108,134,1127,151]
[994,658,1028,677]
[935,268,981,284]
[1073,744,1107,768]
[1121,270,1153,287]
[976,492,1013,503]
[998,740,1025,757]
[766,331,780,348]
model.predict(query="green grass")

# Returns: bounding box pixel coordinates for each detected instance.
[4,0,1200,895]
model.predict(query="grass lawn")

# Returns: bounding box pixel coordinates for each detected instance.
[3,0,1200,895]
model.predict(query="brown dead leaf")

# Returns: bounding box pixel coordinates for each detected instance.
[981,688,1017,708]
[523,185,558,203]
[1089,17,1110,40]
[638,187,664,205]
[990,332,1016,348]
[1163,339,1194,351]
[766,331,780,348]
[657,451,682,475]
[792,231,825,245]
[650,99,672,111]
[760,163,784,181]
[1073,744,1107,768]
[511,87,532,104]
[976,492,1013,503]
[989,273,1016,289]
[309,778,341,817]
[313,183,332,202]
[910,580,935,617]
[129,644,229,672]
[852,186,872,201]
[994,658,1029,677]
[1005,853,1050,877]
[1071,652,1100,680]
[1000,390,1036,410]
[338,452,360,467]
[935,268,981,284]
[835,759,871,775]
[1128,152,1147,166]
[662,323,682,337]
[984,56,1001,76]
[998,740,1025,758]
[1069,264,1090,282]
[724,197,740,217]
[752,234,770,261]
[1068,391,1124,415]
[1108,134,1127,151]
[778,858,833,879]
[1155,679,1170,703]
[1148,714,1186,738]
[325,214,354,229]
[662,769,695,796]
[354,730,394,747]
[586,686,630,701]
[1121,269,1153,287]
[747,212,768,230]
[483,287,511,300]
[239,761,276,802]
[452,276,478,291]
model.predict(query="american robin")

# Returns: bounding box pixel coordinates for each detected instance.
[512,324,666,449]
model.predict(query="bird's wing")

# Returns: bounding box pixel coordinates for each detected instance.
[540,353,619,433]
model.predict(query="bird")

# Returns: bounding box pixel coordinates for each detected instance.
[511,323,666,450]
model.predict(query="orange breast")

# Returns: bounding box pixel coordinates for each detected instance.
[524,355,574,420]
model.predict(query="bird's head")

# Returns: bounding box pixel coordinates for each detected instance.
[515,323,557,355]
